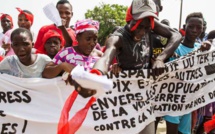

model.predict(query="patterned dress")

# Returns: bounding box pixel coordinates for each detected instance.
[53,47,99,71]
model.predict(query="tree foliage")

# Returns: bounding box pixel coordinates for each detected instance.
[85,3,127,46]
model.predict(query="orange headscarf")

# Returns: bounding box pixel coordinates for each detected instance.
[0,13,13,28]
[125,6,155,31]
[16,7,34,25]
[125,6,133,23]
[37,30,63,54]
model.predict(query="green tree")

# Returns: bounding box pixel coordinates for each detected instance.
[85,3,127,46]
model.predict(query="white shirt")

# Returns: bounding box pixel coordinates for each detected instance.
[0,54,52,78]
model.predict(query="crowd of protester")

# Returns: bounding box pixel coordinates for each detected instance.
[0,0,214,133]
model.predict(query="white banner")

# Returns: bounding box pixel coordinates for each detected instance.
[1,48,215,134]
[153,48,215,117]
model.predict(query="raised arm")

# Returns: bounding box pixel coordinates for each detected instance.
[153,19,182,61]
[58,25,73,48]
[42,61,75,78]
[151,19,182,76]
[93,35,121,74]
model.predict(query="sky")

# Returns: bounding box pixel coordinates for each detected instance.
[0,0,214,35]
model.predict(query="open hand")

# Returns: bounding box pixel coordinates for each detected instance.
[200,40,211,51]
[1,41,10,52]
